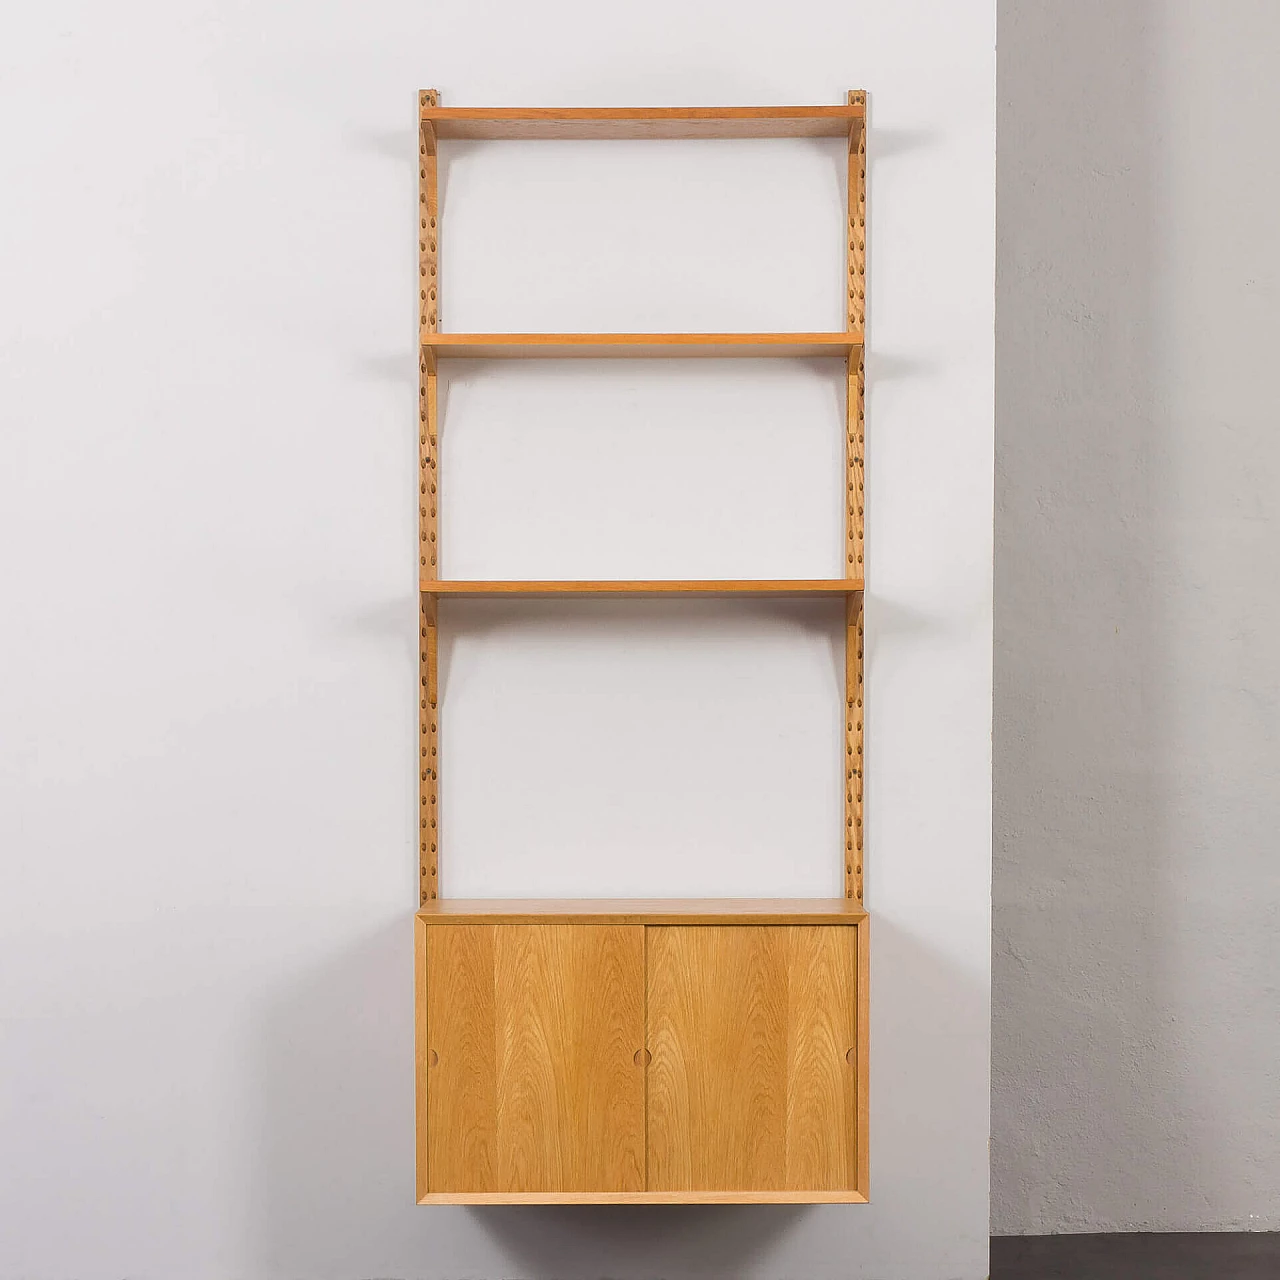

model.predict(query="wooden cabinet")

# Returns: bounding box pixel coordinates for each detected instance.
[416,903,867,1204]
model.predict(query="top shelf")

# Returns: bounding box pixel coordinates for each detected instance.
[418,104,865,141]
[420,579,863,598]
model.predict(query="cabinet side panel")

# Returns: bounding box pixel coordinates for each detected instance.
[494,925,645,1192]
[426,925,497,1192]
[646,926,787,1191]
[414,916,429,1200]
[856,916,869,1197]
[784,925,857,1190]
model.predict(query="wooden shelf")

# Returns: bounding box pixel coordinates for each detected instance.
[419,104,864,141]
[419,579,864,598]
[419,1190,868,1205]
[421,332,862,360]
[417,898,870,926]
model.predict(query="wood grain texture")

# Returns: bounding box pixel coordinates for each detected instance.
[855,912,870,1198]
[425,924,497,1193]
[647,926,785,1190]
[416,899,870,925]
[419,579,863,597]
[783,926,857,1190]
[421,332,862,359]
[425,925,645,1194]
[493,925,645,1192]
[646,926,857,1193]
[417,104,865,140]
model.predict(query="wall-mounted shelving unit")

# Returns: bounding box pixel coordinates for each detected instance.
[414,92,868,1205]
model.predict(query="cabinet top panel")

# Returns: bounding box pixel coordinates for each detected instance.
[416,899,868,925]
[418,104,865,140]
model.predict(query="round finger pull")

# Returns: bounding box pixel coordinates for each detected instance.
[846,1047,856,1066]
[633,1048,651,1067]
[429,1049,439,1068]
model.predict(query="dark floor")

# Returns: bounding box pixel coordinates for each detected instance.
[991,1233,1280,1279]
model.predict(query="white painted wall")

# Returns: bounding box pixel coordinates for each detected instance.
[994,0,1280,1235]
[0,2,994,1276]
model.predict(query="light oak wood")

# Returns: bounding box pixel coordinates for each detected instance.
[844,89,867,904]
[425,924,496,1192]
[419,578,863,597]
[845,592,864,902]
[421,331,862,359]
[419,1190,868,1204]
[419,92,439,334]
[417,899,869,926]
[845,353,865,583]
[847,91,867,334]
[418,89,441,903]
[419,593,438,902]
[855,912,870,1199]
[646,926,857,1193]
[784,925,858,1191]
[425,925,646,1194]
[418,104,864,140]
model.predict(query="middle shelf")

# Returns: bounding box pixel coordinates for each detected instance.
[418,578,864,597]
[421,332,863,360]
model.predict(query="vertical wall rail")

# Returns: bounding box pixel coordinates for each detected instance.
[419,89,441,903]
[845,90,866,903]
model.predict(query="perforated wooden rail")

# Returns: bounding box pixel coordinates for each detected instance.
[416,91,867,907]
[846,89,867,904]
[419,89,440,901]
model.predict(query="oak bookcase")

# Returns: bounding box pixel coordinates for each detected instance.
[414,94,868,1205]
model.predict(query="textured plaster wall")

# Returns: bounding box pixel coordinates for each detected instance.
[994,0,1280,1234]
[0,1,993,1277]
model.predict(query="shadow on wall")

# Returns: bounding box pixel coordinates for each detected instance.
[243,922,812,1278]
[470,920,989,1280]
[469,1204,810,1278]
[993,0,1226,1234]
[246,915,987,1278]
